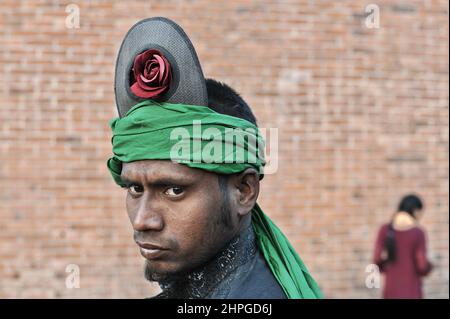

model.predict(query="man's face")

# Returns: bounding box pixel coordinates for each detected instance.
[121,160,238,282]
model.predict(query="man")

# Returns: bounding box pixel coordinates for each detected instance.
[108,17,322,299]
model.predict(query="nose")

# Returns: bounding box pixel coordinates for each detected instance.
[131,197,165,232]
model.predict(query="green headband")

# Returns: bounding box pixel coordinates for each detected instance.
[107,100,266,186]
[106,100,322,299]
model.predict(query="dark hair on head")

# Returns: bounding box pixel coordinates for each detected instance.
[205,78,258,126]
[398,194,424,216]
[205,78,259,202]
[385,194,424,263]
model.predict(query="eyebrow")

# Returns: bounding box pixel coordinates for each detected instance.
[120,176,194,188]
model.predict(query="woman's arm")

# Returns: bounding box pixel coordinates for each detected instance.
[414,229,433,276]
[373,225,387,272]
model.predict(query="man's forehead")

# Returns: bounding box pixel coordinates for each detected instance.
[121,160,203,181]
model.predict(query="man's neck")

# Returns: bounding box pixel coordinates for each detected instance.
[153,222,257,299]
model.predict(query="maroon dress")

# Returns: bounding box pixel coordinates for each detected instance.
[373,223,433,299]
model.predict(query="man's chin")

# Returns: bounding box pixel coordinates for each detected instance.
[144,260,186,283]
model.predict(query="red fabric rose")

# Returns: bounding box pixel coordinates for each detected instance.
[130,49,172,99]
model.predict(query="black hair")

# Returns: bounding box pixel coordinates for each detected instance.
[205,78,258,126]
[205,78,258,218]
[385,194,424,263]
[398,194,424,216]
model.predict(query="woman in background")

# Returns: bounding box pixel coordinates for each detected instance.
[373,194,433,299]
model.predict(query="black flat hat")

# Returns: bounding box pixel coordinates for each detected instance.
[114,17,208,118]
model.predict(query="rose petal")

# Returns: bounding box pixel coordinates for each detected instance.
[143,60,161,83]
[140,74,153,83]
[131,82,168,98]
[163,66,171,85]
[147,63,159,81]
[153,54,166,82]
[161,64,171,85]
[137,68,160,86]
[143,60,151,75]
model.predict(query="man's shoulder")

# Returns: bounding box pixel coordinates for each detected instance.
[226,250,287,299]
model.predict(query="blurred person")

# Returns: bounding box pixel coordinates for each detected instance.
[373,194,433,299]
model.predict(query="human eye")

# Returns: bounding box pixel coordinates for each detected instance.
[127,184,144,197]
[164,186,184,197]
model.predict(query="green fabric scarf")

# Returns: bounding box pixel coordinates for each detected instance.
[107,100,323,299]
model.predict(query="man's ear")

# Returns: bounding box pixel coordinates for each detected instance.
[230,168,260,217]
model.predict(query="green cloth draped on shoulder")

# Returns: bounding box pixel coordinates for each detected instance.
[107,100,323,299]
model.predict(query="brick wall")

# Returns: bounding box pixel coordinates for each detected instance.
[0,0,448,298]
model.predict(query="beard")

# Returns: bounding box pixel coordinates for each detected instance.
[144,259,185,282]
[143,194,234,283]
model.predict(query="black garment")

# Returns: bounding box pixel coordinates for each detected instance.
[150,224,287,299]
